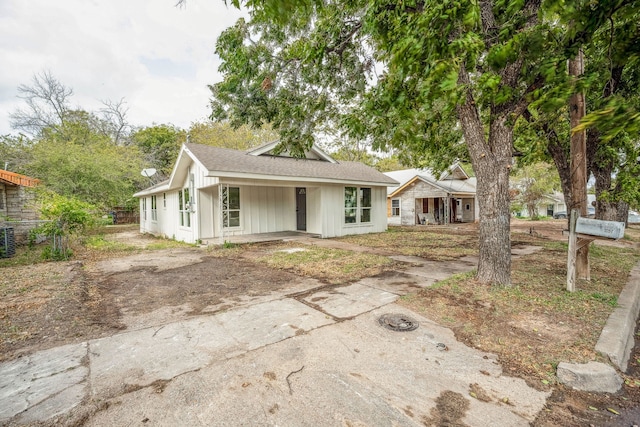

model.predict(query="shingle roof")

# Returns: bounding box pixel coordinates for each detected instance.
[185,143,398,185]
[384,167,476,196]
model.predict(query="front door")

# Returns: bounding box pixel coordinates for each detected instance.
[296,187,307,231]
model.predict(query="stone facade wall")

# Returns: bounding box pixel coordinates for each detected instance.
[0,183,41,244]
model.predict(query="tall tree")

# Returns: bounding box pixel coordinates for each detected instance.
[212,0,560,285]
[188,120,278,150]
[28,113,146,209]
[519,0,640,223]
[131,124,186,178]
[9,71,73,136]
[510,162,561,219]
[0,134,33,173]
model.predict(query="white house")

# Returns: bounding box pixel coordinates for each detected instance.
[513,191,567,218]
[384,165,478,226]
[134,142,398,244]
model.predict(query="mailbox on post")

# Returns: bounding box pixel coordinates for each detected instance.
[575,217,625,240]
[567,210,626,292]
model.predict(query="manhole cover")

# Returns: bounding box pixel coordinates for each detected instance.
[378,313,419,332]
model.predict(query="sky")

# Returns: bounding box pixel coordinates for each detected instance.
[0,0,245,136]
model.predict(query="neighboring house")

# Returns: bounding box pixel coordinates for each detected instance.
[0,170,41,244]
[513,191,567,218]
[384,165,478,226]
[134,142,398,244]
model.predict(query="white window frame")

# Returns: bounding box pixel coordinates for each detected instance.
[178,187,191,228]
[141,197,147,221]
[222,186,241,228]
[345,187,372,224]
[391,198,400,217]
[151,195,158,221]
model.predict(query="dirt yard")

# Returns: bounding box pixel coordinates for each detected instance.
[0,235,308,362]
[2,220,640,427]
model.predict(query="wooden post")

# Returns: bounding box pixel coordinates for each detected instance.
[569,49,589,280]
[566,209,579,292]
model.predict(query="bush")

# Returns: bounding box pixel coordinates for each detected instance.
[33,191,97,260]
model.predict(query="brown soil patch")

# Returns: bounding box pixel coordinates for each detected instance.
[0,245,304,361]
[422,390,470,427]
[2,223,640,426]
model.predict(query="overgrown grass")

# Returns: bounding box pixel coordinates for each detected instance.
[83,235,140,252]
[338,226,478,260]
[0,245,47,268]
[257,244,396,284]
[400,239,640,385]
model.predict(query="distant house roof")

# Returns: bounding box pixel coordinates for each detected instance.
[0,170,40,187]
[134,143,398,197]
[384,165,476,197]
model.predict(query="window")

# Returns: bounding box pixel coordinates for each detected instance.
[422,198,429,213]
[163,193,166,208]
[141,197,147,221]
[345,187,372,224]
[391,199,400,217]
[151,195,157,221]
[178,188,191,227]
[222,186,240,228]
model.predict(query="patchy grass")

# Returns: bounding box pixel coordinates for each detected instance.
[145,239,193,250]
[338,226,478,260]
[256,244,397,284]
[0,244,49,268]
[83,235,140,252]
[400,240,640,386]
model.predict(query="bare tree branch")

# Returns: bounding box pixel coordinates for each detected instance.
[9,71,73,135]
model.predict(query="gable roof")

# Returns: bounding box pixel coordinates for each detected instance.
[134,143,398,197]
[246,140,337,163]
[384,165,476,197]
[0,170,40,187]
[184,143,396,185]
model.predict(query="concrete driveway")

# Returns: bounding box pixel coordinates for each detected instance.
[1,250,549,426]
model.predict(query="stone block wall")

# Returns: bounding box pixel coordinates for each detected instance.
[0,184,41,244]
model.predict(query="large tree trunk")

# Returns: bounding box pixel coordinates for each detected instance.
[457,67,513,285]
[569,50,589,280]
[474,130,513,286]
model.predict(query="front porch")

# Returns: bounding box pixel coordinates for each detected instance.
[202,231,321,245]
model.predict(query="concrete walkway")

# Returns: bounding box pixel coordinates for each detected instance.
[0,247,551,426]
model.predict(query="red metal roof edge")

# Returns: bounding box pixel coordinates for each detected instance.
[0,170,40,187]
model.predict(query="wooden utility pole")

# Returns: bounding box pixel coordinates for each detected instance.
[569,49,589,280]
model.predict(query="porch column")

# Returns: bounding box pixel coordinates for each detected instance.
[444,197,450,224]
[219,183,224,245]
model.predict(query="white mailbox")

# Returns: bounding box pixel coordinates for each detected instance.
[575,217,625,240]
[567,211,627,292]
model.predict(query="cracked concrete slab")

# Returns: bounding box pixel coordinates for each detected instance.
[356,271,427,295]
[89,298,334,398]
[84,307,549,427]
[391,255,477,282]
[0,343,88,424]
[302,283,398,318]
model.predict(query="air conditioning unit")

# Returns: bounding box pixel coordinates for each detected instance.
[0,227,16,258]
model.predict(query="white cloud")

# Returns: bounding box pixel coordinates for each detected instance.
[0,0,245,135]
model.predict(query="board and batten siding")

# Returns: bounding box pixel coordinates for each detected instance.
[220,185,296,237]
[319,185,388,238]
